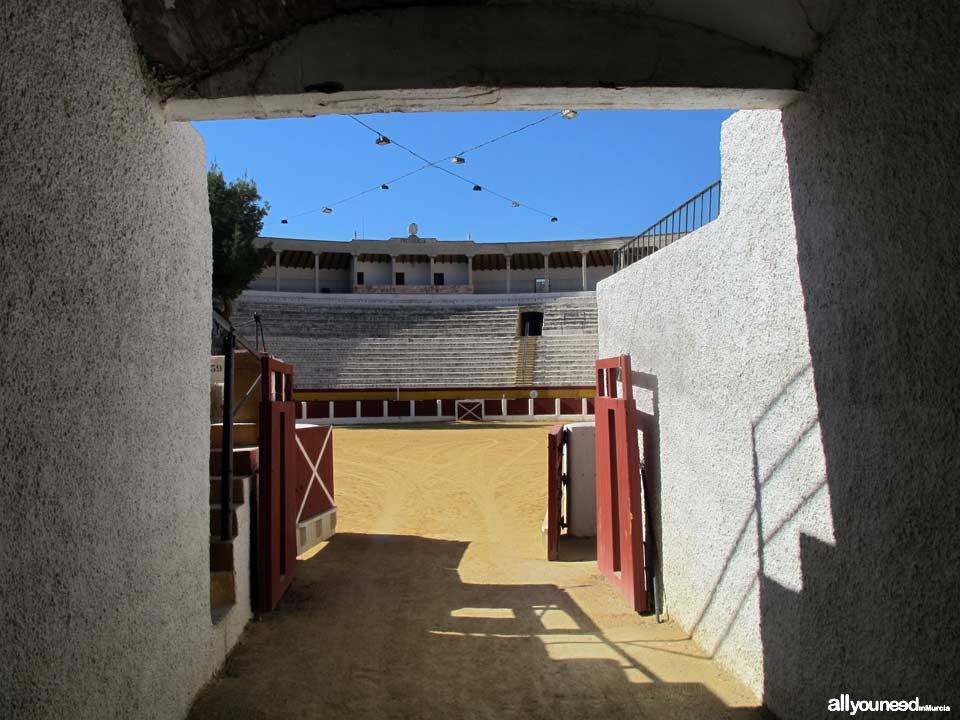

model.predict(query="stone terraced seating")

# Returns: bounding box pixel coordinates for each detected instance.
[232,294,599,389]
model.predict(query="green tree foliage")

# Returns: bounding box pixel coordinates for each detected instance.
[208,163,272,317]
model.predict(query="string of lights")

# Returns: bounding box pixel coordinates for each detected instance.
[281,110,577,224]
[348,115,557,218]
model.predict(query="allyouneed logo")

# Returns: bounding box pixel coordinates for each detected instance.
[829,695,951,715]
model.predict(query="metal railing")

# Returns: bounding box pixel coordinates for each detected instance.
[212,310,265,542]
[613,180,721,272]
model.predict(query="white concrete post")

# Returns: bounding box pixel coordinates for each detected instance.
[356,400,362,418]
[350,253,359,292]
[466,255,474,288]
[429,256,435,286]
[581,251,588,291]
[543,253,551,292]
[505,254,512,294]
[390,255,397,286]
[383,400,389,417]
[274,251,281,292]
[314,252,320,293]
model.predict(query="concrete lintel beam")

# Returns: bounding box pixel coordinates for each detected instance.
[159,5,805,120]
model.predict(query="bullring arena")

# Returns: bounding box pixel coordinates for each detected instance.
[192,226,765,718]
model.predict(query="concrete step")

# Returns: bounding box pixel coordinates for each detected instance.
[210,570,236,609]
[210,539,236,572]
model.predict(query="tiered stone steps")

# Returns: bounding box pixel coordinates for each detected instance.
[232,294,599,389]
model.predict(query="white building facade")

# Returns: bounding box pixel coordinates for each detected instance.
[250,232,626,295]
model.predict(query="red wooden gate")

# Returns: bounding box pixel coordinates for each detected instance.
[594,355,649,613]
[257,356,298,612]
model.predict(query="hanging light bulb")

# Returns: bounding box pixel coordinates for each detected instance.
[322,207,333,214]
[472,185,482,192]
[451,156,466,165]
[511,201,520,208]
[280,218,289,224]
[550,217,558,223]
[560,109,578,119]
[375,136,391,146]
[380,184,390,190]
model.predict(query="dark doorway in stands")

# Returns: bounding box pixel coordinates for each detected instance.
[519,311,544,336]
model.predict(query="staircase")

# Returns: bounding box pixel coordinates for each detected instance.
[208,353,261,611]
[515,337,537,384]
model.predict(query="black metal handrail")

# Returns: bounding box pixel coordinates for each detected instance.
[614,180,721,272]
[212,311,265,542]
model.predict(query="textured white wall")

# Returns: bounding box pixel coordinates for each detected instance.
[598,110,829,700]
[0,3,248,718]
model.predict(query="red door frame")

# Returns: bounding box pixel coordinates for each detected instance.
[256,356,298,612]
[594,355,649,613]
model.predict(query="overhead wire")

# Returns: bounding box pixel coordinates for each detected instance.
[285,111,565,221]
[346,114,557,218]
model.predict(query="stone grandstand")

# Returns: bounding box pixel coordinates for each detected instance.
[232,291,599,422]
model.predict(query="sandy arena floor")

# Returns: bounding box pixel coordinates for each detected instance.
[189,422,764,719]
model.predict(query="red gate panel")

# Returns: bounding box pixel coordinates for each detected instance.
[595,355,649,613]
[294,424,334,523]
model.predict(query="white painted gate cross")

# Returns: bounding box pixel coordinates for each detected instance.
[456,400,483,422]
[294,429,335,524]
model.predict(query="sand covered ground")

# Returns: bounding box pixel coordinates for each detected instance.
[189,422,763,719]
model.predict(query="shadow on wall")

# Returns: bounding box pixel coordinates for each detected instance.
[187,533,764,719]
[667,363,832,707]
[760,3,960,714]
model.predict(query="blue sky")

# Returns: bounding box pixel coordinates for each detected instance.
[194,109,733,243]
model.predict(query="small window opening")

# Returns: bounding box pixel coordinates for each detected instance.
[395,272,405,286]
[519,311,544,337]
[434,272,445,286]
[356,271,364,286]
[534,278,548,293]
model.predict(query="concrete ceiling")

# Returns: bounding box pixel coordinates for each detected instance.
[121,0,838,120]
